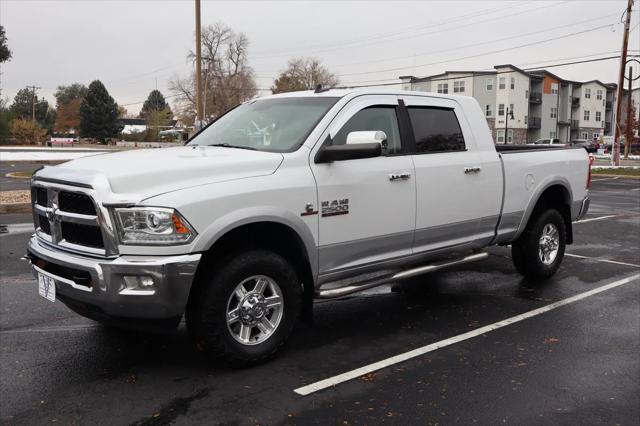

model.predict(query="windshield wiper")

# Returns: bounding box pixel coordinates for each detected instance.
[208,143,257,151]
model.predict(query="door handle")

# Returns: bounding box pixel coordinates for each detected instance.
[389,172,411,181]
[464,166,482,174]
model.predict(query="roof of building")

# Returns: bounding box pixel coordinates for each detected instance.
[493,64,530,77]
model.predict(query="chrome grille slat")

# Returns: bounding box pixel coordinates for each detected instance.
[31,182,110,256]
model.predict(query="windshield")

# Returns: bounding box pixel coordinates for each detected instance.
[188,97,339,152]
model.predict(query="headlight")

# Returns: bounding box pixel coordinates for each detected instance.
[113,207,196,245]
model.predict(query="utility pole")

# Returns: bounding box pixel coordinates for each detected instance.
[195,0,203,125]
[613,0,634,166]
[27,85,41,122]
[625,66,633,158]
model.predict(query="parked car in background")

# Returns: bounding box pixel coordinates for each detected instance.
[571,139,597,153]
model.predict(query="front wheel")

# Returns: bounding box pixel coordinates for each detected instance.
[512,208,566,280]
[186,250,301,365]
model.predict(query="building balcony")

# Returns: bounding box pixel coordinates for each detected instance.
[558,118,570,125]
[572,97,580,108]
[571,119,580,129]
[527,117,541,129]
[606,101,612,111]
[529,92,542,104]
[605,121,611,132]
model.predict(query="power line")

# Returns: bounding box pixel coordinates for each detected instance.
[336,55,631,90]
[325,12,620,72]
[252,1,570,59]
[335,23,616,78]
[117,53,635,107]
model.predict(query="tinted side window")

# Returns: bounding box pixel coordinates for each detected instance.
[332,106,402,155]
[407,107,466,153]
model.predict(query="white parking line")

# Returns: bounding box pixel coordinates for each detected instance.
[294,273,640,396]
[0,324,98,335]
[0,223,34,236]
[574,215,619,224]
[565,253,640,268]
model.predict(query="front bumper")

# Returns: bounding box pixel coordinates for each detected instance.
[26,236,201,322]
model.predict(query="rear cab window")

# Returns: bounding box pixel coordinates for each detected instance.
[406,107,466,153]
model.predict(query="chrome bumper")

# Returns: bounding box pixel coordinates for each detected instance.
[576,195,590,221]
[26,235,201,321]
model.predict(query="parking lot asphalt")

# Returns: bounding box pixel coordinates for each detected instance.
[0,178,638,425]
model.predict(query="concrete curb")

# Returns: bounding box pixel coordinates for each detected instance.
[592,174,640,180]
[0,203,31,214]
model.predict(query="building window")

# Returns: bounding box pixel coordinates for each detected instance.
[551,83,559,94]
[550,107,558,118]
[596,90,603,100]
[524,115,528,124]
[453,80,465,93]
[601,121,605,128]
[485,104,493,117]
[595,111,601,122]
[593,132,599,139]
[498,104,505,116]
[496,129,505,144]
[525,90,529,99]
[509,104,514,116]
[437,83,448,94]
[510,77,515,90]
[581,132,589,139]
[585,88,591,99]
[486,79,494,91]
[499,77,506,90]
[507,129,513,144]
[584,110,590,121]
[550,131,557,139]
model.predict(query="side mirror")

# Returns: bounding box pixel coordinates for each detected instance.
[315,131,386,163]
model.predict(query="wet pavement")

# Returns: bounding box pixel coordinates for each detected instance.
[0,178,638,425]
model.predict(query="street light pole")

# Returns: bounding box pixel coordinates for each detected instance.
[195,0,203,125]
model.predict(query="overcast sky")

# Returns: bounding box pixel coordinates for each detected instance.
[1,0,638,114]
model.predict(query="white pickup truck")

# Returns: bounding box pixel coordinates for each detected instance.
[27,89,591,364]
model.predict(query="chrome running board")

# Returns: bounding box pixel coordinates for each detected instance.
[315,252,488,299]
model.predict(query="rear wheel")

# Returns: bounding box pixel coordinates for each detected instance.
[512,208,566,280]
[186,250,301,365]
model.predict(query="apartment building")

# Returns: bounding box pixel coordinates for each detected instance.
[400,65,619,144]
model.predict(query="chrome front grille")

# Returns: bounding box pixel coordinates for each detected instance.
[31,183,111,256]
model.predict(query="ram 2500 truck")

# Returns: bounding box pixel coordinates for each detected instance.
[26,89,591,364]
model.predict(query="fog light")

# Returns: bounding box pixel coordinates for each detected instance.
[122,275,155,292]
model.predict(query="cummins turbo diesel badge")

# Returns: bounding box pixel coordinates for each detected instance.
[321,199,349,217]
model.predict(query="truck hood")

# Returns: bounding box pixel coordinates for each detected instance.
[49,146,284,199]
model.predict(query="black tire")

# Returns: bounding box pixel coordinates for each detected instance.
[186,250,301,365]
[512,208,566,280]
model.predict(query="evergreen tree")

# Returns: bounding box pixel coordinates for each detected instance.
[140,90,172,118]
[0,25,11,63]
[79,80,123,142]
[10,88,50,122]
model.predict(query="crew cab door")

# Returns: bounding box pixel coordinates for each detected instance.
[401,95,502,254]
[310,95,416,278]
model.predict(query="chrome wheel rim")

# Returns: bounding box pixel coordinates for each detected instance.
[226,275,284,346]
[538,223,560,265]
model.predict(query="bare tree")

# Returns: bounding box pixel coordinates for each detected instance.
[271,57,339,94]
[170,23,257,123]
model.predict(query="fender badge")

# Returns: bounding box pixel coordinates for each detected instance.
[300,203,318,216]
